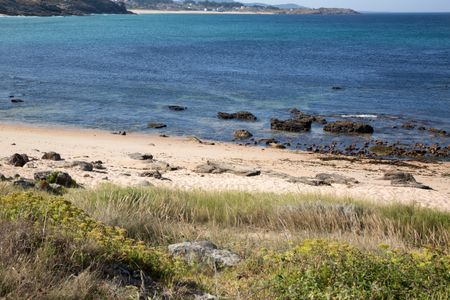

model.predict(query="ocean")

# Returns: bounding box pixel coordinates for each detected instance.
[0,13,449,156]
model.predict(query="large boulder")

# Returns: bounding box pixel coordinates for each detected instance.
[324,121,374,134]
[217,111,257,121]
[168,241,240,269]
[270,118,312,132]
[8,153,29,167]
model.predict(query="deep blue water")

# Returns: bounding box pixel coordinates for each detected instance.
[0,13,449,150]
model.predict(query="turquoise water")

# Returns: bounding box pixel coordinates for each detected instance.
[0,13,449,151]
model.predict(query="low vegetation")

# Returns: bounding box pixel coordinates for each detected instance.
[0,182,449,299]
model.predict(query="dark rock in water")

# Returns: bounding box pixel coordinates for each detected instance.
[417,126,426,131]
[41,151,62,161]
[128,153,153,160]
[11,98,24,103]
[289,109,327,124]
[428,128,448,136]
[195,161,260,177]
[401,122,415,129]
[0,0,130,17]
[271,118,312,132]
[258,138,278,145]
[168,241,240,269]
[167,105,187,111]
[13,179,35,189]
[148,122,167,129]
[218,111,257,121]
[382,171,431,190]
[332,86,344,90]
[234,129,253,139]
[8,153,29,167]
[324,121,374,134]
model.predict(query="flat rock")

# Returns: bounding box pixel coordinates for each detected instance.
[41,151,62,161]
[315,173,359,185]
[148,122,167,129]
[128,153,153,160]
[8,153,29,167]
[218,111,257,121]
[324,121,374,134]
[194,161,260,177]
[13,179,35,189]
[168,241,240,269]
[382,171,431,190]
[271,118,312,132]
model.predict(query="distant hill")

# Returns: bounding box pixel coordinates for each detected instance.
[0,0,130,16]
[244,3,308,9]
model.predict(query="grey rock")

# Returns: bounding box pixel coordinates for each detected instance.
[72,161,93,171]
[41,151,62,161]
[234,129,253,139]
[382,171,431,190]
[194,161,260,177]
[140,170,162,179]
[168,241,240,269]
[128,153,153,160]
[8,153,29,167]
[315,173,359,185]
[13,179,35,189]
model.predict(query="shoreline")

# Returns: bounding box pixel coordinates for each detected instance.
[129,9,275,15]
[1,122,449,211]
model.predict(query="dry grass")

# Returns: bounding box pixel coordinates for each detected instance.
[65,184,450,253]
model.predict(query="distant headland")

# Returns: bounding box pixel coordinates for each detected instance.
[0,0,359,16]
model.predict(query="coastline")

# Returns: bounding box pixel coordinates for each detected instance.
[1,122,449,211]
[129,9,275,15]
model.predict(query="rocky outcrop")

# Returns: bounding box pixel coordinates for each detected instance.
[271,118,312,132]
[194,161,260,177]
[324,121,374,134]
[168,241,240,269]
[218,111,257,121]
[0,0,130,16]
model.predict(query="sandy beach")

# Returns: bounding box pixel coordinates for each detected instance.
[1,122,449,210]
[129,9,275,15]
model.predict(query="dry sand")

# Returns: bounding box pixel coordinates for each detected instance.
[1,123,449,211]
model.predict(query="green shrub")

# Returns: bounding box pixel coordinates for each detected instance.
[0,192,180,280]
[238,240,450,299]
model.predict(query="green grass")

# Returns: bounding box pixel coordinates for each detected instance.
[1,183,449,299]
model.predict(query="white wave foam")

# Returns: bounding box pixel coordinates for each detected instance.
[341,114,378,118]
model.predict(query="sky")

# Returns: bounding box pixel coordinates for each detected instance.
[264,0,450,12]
